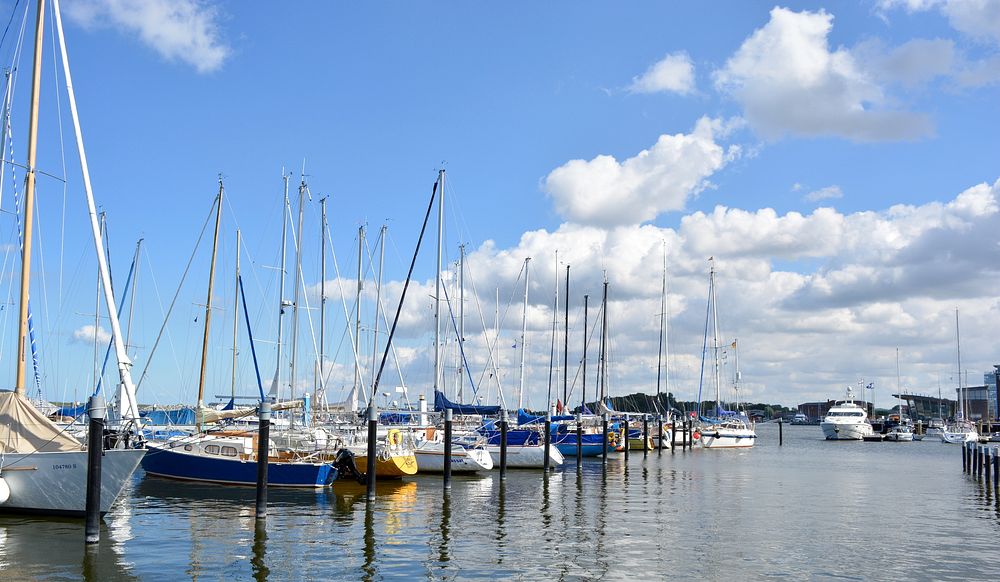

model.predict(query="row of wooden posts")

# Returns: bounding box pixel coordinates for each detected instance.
[963,440,999,490]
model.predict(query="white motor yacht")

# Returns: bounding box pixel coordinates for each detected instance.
[821,389,874,440]
[885,424,914,442]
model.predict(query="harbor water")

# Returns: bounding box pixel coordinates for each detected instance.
[2,424,999,581]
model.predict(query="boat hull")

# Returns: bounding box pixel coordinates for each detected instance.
[0,448,145,516]
[699,427,756,448]
[349,452,418,478]
[413,444,493,473]
[485,444,564,468]
[141,445,336,488]
[941,430,978,444]
[820,422,873,440]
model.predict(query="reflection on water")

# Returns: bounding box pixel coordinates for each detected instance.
[3,426,1000,579]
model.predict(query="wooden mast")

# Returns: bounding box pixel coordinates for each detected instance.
[196,180,224,416]
[14,0,46,395]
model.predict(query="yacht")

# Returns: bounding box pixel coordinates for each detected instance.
[885,423,914,442]
[820,388,874,440]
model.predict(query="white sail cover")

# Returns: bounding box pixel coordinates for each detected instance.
[0,391,83,454]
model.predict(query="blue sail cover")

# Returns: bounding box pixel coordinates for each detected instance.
[516,409,575,425]
[141,408,197,426]
[433,390,500,415]
[54,403,88,418]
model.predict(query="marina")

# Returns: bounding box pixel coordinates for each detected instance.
[0,1,1000,580]
[3,424,1000,579]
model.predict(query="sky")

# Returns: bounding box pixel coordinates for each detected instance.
[1,0,1000,412]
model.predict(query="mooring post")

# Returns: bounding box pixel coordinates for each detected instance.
[85,394,106,545]
[602,413,609,466]
[543,410,552,473]
[499,410,508,480]
[366,404,378,501]
[255,400,271,520]
[993,447,999,491]
[444,408,453,490]
[985,446,992,487]
[623,417,630,462]
[685,420,691,451]
[963,441,969,473]
[575,412,583,471]
[658,415,664,455]
[643,416,649,459]
[779,418,784,447]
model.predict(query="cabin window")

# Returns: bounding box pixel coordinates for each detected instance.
[221,446,238,457]
[184,445,193,451]
[205,444,221,455]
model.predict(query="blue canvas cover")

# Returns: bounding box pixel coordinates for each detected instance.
[433,390,500,415]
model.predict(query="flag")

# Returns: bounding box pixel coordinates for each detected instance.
[556,399,563,413]
[731,341,737,348]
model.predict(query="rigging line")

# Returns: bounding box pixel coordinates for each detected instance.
[359,224,409,394]
[468,259,524,393]
[237,274,266,401]
[0,1,21,55]
[439,273,481,401]
[323,208,365,400]
[46,0,67,313]
[135,196,219,392]
[563,299,603,408]
[285,201,328,400]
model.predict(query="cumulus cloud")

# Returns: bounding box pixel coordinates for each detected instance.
[72,324,111,345]
[543,117,735,227]
[881,0,1000,45]
[804,185,844,202]
[857,38,956,86]
[714,7,932,141]
[65,0,230,73]
[628,52,696,95]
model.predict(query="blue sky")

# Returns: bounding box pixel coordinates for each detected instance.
[2,1,1000,412]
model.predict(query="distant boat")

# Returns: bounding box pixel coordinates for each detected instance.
[820,387,874,440]
[941,309,978,444]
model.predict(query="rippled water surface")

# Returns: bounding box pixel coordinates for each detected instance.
[2,424,999,581]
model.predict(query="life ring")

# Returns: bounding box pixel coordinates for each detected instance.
[692,431,701,440]
[387,429,402,447]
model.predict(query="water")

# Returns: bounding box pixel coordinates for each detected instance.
[2,424,999,581]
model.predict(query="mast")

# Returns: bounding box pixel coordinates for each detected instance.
[289,177,306,411]
[582,294,588,412]
[355,225,365,404]
[230,230,241,405]
[656,248,666,407]
[458,243,465,402]
[124,238,143,354]
[518,258,530,410]
[13,0,45,395]
[563,264,569,411]
[318,197,327,404]
[710,259,721,413]
[956,308,964,421]
[433,169,444,403]
[371,225,386,391]
[270,174,290,399]
[599,277,608,402]
[196,180,224,413]
[92,213,105,394]
[53,0,141,420]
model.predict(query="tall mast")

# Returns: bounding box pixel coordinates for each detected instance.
[956,308,964,421]
[14,0,46,395]
[92,213,105,393]
[582,294,588,412]
[458,243,465,402]
[599,277,608,402]
[196,180,224,411]
[563,264,569,410]
[270,174,290,399]
[354,225,365,403]
[318,197,327,402]
[124,238,143,355]
[518,258,530,410]
[371,225,386,391]
[433,169,445,402]
[230,230,241,405]
[289,177,306,412]
[710,259,721,411]
[656,247,666,406]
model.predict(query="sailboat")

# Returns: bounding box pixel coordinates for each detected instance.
[140,186,337,488]
[697,259,756,449]
[941,309,978,444]
[885,348,913,442]
[0,0,146,516]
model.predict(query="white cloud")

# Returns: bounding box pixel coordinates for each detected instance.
[542,117,734,227]
[858,38,956,86]
[878,0,1000,45]
[714,7,931,141]
[628,52,696,95]
[804,185,843,202]
[72,324,111,345]
[65,0,230,73]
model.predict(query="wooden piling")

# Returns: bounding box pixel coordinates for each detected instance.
[643,416,649,458]
[444,408,453,490]
[366,405,377,501]
[575,412,582,471]
[779,418,783,446]
[543,411,552,473]
[657,415,664,456]
[255,400,271,520]
[963,441,968,473]
[499,414,508,480]
[602,413,609,466]
[85,394,106,545]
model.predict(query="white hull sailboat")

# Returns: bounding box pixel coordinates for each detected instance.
[698,421,756,448]
[1,0,146,516]
[413,440,493,473]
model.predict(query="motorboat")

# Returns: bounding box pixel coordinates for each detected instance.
[698,418,757,448]
[820,388,874,440]
[885,424,914,442]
